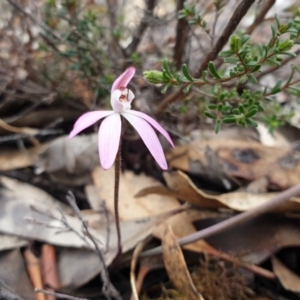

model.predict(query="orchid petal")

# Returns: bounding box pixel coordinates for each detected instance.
[69,111,113,138]
[122,112,168,170]
[127,110,174,147]
[98,113,121,170]
[111,67,135,92]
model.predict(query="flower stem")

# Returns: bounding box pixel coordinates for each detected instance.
[114,140,122,256]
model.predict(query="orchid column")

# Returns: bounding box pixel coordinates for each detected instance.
[70,67,174,254]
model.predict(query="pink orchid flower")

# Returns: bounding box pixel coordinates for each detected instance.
[69,67,174,170]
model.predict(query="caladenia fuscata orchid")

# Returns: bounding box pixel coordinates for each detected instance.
[69,67,174,255]
[69,67,174,169]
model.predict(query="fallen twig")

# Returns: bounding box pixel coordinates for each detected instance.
[35,288,88,300]
[141,183,300,257]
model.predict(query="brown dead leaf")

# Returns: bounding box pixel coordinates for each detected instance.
[272,256,300,293]
[204,215,300,265]
[0,144,48,172]
[35,134,99,185]
[162,226,205,300]
[162,170,300,213]
[91,167,218,254]
[167,139,300,190]
[0,133,98,183]
[0,119,39,135]
[0,109,79,135]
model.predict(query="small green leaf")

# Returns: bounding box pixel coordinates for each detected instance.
[270,25,277,40]
[247,118,258,127]
[224,57,239,63]
[144,70,168,84]
[246,61,258,67]
[238,104,245,114]
[207,104,217,110]
[264,97,274,101]
[262,45,268,59]
[246,108,258,118]
[181,64,194,81]
[270,80,282,94]
[208,61,221,79]
[204,111,216,119]
[292,64,300,74]
[287,86,300,96]
[238,75,248,84]
[286,27,298,34]
[241,34,250,46]
[222,104,232,112]
[183,83,193,93]
[229,69,236,78]
[202,70,209,83]
[217,104,223,112]
[162,70,172,80]
[266,58,281,66]
[287,21,294,30]
[219,50,234,57]
[214,120,221,134]
[212,84,219,95]
[247,74,257,84]
[277,40,294,52]
[250,65,261,73]
[280,51,297,57]
[222,116,236,124]
[161,83,171,94]
[162,59,172,77]
[230,35,240,52]
[286,68,295,85]
[178,14,186,20]
[275,14,281,28]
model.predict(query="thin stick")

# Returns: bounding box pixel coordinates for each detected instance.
[35,288,88,300]
[155,0,256,115]
[66,192,121,300]
[246,0,276,35]
[114,142,122,256]
[6,0,63,42]
[195,0,256,77]
[125,0,156,55]
[173,0,189,69]
[130,239,149,300]
[256,48,300,80]
[141,183,300,257]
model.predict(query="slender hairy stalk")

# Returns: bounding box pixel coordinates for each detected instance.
[114,141,122,255]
